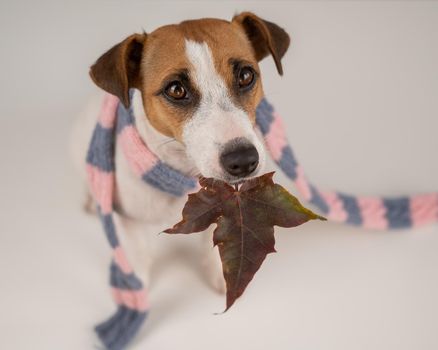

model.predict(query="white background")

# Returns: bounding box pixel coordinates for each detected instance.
[1,1,437,349]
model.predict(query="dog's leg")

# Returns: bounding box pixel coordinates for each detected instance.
[118,216,155,288]
[201,227,226,294]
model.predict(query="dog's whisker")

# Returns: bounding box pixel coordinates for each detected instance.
[155,138,178,149]
[168,149,186,153]
[188,168,201,177]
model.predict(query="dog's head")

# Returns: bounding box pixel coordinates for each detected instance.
[90,12,290,183]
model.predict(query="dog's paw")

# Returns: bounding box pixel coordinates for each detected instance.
[202,249,226,295]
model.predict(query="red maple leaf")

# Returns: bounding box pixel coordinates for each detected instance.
[165,172,325,310]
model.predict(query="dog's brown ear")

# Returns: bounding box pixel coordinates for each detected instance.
[89,33,146,108]
[232,12,290,75]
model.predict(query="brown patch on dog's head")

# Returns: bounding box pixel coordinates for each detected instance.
[89,13,290,141]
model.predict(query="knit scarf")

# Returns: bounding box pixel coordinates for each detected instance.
[86,91,438,350]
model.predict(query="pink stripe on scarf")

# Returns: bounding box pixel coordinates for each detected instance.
[112,288,149,312]
[321,191,348,222]
[98,94,119,129]
[113,247,133,274]
[357,197,388,230]
[86,164,114,215]
[410,194,438,227]
[294,165,312,200]
[265,112,288,161]
[118,125,158,176]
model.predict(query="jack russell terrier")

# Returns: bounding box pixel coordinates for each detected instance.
[72,12,290,294]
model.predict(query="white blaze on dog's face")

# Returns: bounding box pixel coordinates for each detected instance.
[182,39,265,181]
[89,14,290,182]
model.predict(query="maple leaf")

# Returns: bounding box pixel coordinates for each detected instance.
[165,172,325,311]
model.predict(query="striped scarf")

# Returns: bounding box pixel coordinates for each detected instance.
[86,91,438,350]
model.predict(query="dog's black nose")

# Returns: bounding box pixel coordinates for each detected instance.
[220,142,259,178]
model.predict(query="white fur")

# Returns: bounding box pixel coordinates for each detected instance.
[183,40,265,181]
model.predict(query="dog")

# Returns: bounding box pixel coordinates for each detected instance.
[72,12,290,294]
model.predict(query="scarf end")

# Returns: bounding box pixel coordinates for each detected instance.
[95,306,148,350]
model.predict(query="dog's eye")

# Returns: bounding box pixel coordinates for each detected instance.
[165,81,187,100]
[238,67,255,89]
